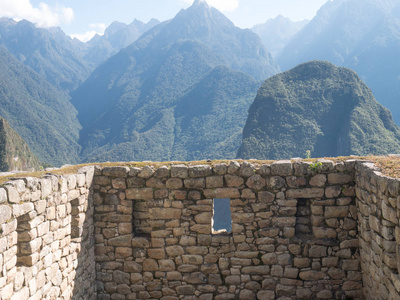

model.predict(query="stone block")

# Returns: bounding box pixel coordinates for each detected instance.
[126,188,153,200]
[206,176,223,188]
[204,188,239,199]
[184,178,205,189]
[149,208,181,220]
[171,165,188,178]
[309,174,327,187]
[271,160,292,176]
[138,166,154,178]
[103,167,129,177]
[225,175,244,187]
[246,175,265,190]
[325,206,349,218]
[286,188,324,199]
[189,165,212,178]
[299,270,326,280]
[258,191,275,203]
[328,173,353,184]
[214,163,228,175]
[5,185,20,203]
[0,205,11,225]
[239,162,256,177]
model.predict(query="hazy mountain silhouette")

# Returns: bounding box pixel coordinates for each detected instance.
[84,18,160,67]
[252,15,308,56]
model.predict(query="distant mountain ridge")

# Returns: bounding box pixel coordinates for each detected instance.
[84,18,160,67]
[0,18,91,92]
[71,0,279,162]
[252,15,308,56]
[238,61,400,159]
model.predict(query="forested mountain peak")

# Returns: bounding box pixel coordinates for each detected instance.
[238,60,400,160]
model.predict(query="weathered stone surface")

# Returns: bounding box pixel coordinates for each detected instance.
[189,165,212,178]
[286,188,324,198]
[225,175,244,187]
[103,167,129,178]
[271,160,292,176]
[214,163,228,175]
[258,191,275,203]
[228,161,240,174]
[325,206,349,218]
[239,162,256,177]
[246,175,265,190]
[171,165,188,178]
[204,188,240,199]
[184,178,205,189]
[325,186,341,198]
[206,176,223,188]
[0,205,11,225]
[149,208,181,219]
[126,188,153,200]
[328,173,353,184]
[242,266,270,275]
[299,270,326,280]
[309,174,327,187]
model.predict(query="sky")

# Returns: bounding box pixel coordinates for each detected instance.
[0,0,330,41]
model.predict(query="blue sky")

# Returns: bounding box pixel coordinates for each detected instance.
[0,0,329,41]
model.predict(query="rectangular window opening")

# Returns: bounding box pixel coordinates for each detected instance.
[295,198,312,237]
[212,198,232,234]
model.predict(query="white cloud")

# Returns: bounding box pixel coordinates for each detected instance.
[0,0,74,28]
[70,23,107,42]
[181,0,240,12]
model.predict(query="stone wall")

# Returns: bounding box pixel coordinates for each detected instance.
[1,159,400,299]
[356,161,400,299]
[93,160,362,300]
[0,166,95,300]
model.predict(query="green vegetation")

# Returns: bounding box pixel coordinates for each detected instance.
[0,45,81,166]
[309,161,323,172]
[238,61,400,160]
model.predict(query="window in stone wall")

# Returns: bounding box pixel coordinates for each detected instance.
[295,198,312,236]
[212,198,232,234]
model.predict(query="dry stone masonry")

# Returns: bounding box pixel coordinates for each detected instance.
[0,159,399,299]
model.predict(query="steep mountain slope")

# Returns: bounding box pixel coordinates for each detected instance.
[0,45,81,166]
[277,0,400,124]
[0,18,91,91]
[85,19,160,67]
[252,16,308,57]
[0,117,40,172]
[72,0,279,162]
[238,61,400,160]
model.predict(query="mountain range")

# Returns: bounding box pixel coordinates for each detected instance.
[0,0,399,166]
[71,0,279,162]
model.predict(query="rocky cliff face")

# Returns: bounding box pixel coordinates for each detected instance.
[238,61,400,160]
[0,117,40,171]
